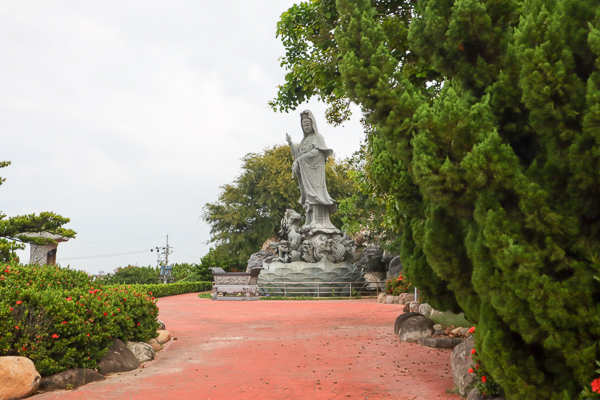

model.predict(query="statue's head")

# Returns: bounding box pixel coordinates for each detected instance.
[300,110,316,135]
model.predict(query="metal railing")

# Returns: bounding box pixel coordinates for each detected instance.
[257,281,387,298]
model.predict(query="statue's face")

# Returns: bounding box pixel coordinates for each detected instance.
[302,118,313,134]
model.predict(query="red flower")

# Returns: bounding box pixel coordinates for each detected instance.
[9,307,13,311]
[137,322,140,326]
[14,326,19,330]
[471,349,476,354]
[592,378,600,394]
[468,327,475,334]
[62,321,67,324]
[481,376,487,383]
[52,334,59,339]
[103,312,108,316]
[16,301,22,305]
[86,334,90,337]
[468,368,474,374]
[66,297,72,301]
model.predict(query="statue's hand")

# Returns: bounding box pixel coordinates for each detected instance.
[285,133,292,144]
[292,160,299,176]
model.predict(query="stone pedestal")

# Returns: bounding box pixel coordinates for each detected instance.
[210,267,262,301]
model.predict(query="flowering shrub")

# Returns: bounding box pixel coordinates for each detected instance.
[0,261,159,376]
[579,361,600,399]
[119,281,212,298]
[385,273,415,295]
[468,328,503,398]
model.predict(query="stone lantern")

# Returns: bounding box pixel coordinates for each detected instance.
[21,232,70,266]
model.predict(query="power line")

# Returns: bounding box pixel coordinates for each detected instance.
[67,236,166,245]
[59,250,151,261]
[173,251,201,260]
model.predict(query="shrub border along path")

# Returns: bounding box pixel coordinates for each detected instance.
[31,293,460,400]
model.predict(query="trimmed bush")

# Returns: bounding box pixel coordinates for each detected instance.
[0,261,158,376]
[384,273,415,296]
[120,281,212,298]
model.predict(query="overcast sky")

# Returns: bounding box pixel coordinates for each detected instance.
[0,1,365,274]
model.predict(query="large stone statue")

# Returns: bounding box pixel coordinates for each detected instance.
[286,110,338,235]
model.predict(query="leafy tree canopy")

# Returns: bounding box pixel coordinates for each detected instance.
[202,144,355,269]
[0,161,76,262]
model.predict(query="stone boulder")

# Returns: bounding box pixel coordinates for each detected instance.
[394,312,423,335]
[388,256,403,276]
[402,303,410,313]
[363,272,386,290]
[157,319,166,330]
[418,336,462,349]
[377,293,386,303]
[409,301,421,313]
[156,330,171,344]
[246,250,276,272]
[126,341,155,363]
[398,315,434,342]
[148,338,162,352]
[418,303,433,317]
[430,309,443,319]
[0,356,41,399]
[354,245,385,273]
[398,292,414,305]
[38,369,105,392]
[451,336,475,396]
[98,339,139,375]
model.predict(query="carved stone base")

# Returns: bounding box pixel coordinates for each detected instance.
[257,259,366,297]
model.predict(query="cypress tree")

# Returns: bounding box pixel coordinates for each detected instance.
[334,0,600,397]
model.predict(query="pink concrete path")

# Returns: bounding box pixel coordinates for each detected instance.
[33,293,460,400]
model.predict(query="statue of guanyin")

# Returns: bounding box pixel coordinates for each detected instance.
[286,109,340,235]
[267,109,355,264]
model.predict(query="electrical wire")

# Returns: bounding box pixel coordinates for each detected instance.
[67,236,166,245]
[59,250,151,261]
[173,251,200,260]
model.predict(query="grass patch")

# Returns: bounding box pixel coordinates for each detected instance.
[197,293,212,299]
[430,311,471,328]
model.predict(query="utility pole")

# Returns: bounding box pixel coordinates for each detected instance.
[153,235,173,284]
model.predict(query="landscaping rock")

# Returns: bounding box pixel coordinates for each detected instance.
[148,338,162,352]
[418,336,462,349]
[434,329,447,336]
[394,312,423,335]
[418,303,433,317]
[433,324,443,331]
[460,327,470,336]
[451,336,475,396]
[0,356,41,400]
[398,315,434,342]
[398,293,414,305]
[126,341,155,363]
[402,303,410,313]
[451,327,463,335]
[430,309,443,318]
[38,368,105,392]
[377,293,386,303]
[409,301,421,313]
[98,338,139,375]
[386,295,399,304]
[156,330,171,344]
[157,319,166,330]
[388,256,402,276]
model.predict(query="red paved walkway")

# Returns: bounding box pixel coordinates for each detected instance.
[33,293,460,400]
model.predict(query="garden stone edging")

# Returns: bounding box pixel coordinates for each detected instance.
[451,336,475,396]
[126,341,155,363]
[418,336,462,349]
[394,312,423,335]
[398,315,434,342]
[418,303,433,317]
[0,356,41,400]
[409,301,421,313]
[398,293,414,305]
[98,338,139,375]
[37,368,105,392]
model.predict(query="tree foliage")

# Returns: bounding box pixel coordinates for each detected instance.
[202,145,355,269]
[0,162,76,262]
[275,0,600,397]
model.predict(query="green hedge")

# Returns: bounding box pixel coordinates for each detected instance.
[0,261,159,376]
[115,281,212,298]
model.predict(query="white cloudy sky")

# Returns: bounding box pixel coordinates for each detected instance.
[0,1,365,274]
